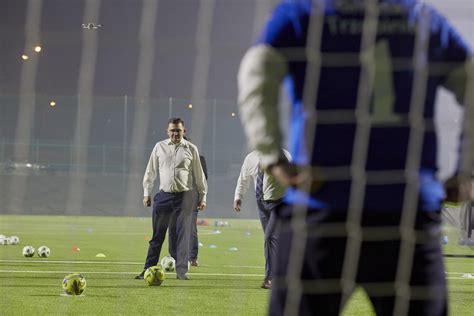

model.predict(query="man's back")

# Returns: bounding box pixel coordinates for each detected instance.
[255,0,472,211]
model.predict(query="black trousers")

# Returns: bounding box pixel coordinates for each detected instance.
[269,207,447,316]
[144,191,193,275]
[257,198,283,280]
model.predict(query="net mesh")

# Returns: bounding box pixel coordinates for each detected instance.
[1,0,473,314]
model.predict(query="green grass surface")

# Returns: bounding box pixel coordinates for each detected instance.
[0,216,473,315]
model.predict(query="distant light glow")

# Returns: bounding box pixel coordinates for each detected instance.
[34,46,42,53]
[21,54,29,60]
[188,104,193,109]
[231,112,236,117]
[50,101,56,107]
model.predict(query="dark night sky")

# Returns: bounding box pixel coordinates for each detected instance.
[0,0,274,99]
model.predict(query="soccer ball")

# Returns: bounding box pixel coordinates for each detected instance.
[22,246,35,257]
[37,246,50,258]
[9,236,20,245]
[0,237,9,245]
[144,266,165,286]
[160,256,176,272]
[62,273,87,295]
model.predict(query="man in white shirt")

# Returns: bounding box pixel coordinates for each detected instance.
[233,149,290,289]
[136,117,207,280]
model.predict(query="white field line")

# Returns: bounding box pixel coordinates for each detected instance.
[0,270,264,277]
[0,230,223,235]
[445,272,474,275]
[1,260,472,274]
[0,259,263,269]
[0,270,471,281]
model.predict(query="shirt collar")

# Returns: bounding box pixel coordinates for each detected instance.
[167,138,188,147]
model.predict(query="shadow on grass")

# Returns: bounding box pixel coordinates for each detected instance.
[0,275,137,280]
[448,290,474,294]
[29,294,121,298]
[3,283,265,291]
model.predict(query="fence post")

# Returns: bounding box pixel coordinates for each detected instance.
[35,139,39,163]
[169,97,173,118]
[0,137,4,162]
[123,95,128,174]
[102,144,106,173]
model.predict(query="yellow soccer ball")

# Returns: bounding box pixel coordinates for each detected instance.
[144,266,165,286]
[62,273,87,295]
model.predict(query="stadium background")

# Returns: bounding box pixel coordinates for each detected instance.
[0,0,471,218]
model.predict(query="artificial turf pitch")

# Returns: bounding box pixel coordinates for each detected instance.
[0,215,473,315]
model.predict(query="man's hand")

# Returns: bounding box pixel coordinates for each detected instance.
[270,162,310,188]
[143,196,151,207]
[197,201,206,211]
[234,199,242,212]
[444,173,473,203]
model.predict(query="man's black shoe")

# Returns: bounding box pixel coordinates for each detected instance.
[261,278,271,289]
[177,274,190,280]
[134,270,145,279]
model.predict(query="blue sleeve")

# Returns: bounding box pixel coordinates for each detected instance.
[439,18,472,64]
[430,9,473,88]
[257,3,307,52]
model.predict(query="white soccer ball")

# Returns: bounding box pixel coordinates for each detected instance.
[37,246,50,258]
[160,256,176,272]
[9,236,20,245]
[22,246,35,257]
[0,237,8,245]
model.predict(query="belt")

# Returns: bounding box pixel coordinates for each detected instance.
[262,198,284,203]
[160,190,188,194]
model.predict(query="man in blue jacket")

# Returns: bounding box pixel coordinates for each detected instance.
[238,1,473,315]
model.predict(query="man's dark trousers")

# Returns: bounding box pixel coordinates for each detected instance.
[169,209,199,261]
[269,208,447,316]
[144,190,193,275]
[257,198,282,281]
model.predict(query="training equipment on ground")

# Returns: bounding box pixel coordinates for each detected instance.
[9,236,20,245]
[160,256,176,272]
[441,236,449,245]
[1,237,10,245]
[62,273,87,295]
[144,266,165,286]
[37,246,50,258]
[22,246,35,257]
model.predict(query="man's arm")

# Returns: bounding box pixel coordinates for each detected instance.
[143,145,159,207]
[438,17,474,202]
[238,44,288,170]
[238,45,308,187]
[192,147,207,210]
[233,155,254,212]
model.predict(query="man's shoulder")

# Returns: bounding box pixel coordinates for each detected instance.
[245,151,259,160]
[183,140,199,152]
[156,139,169,147]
